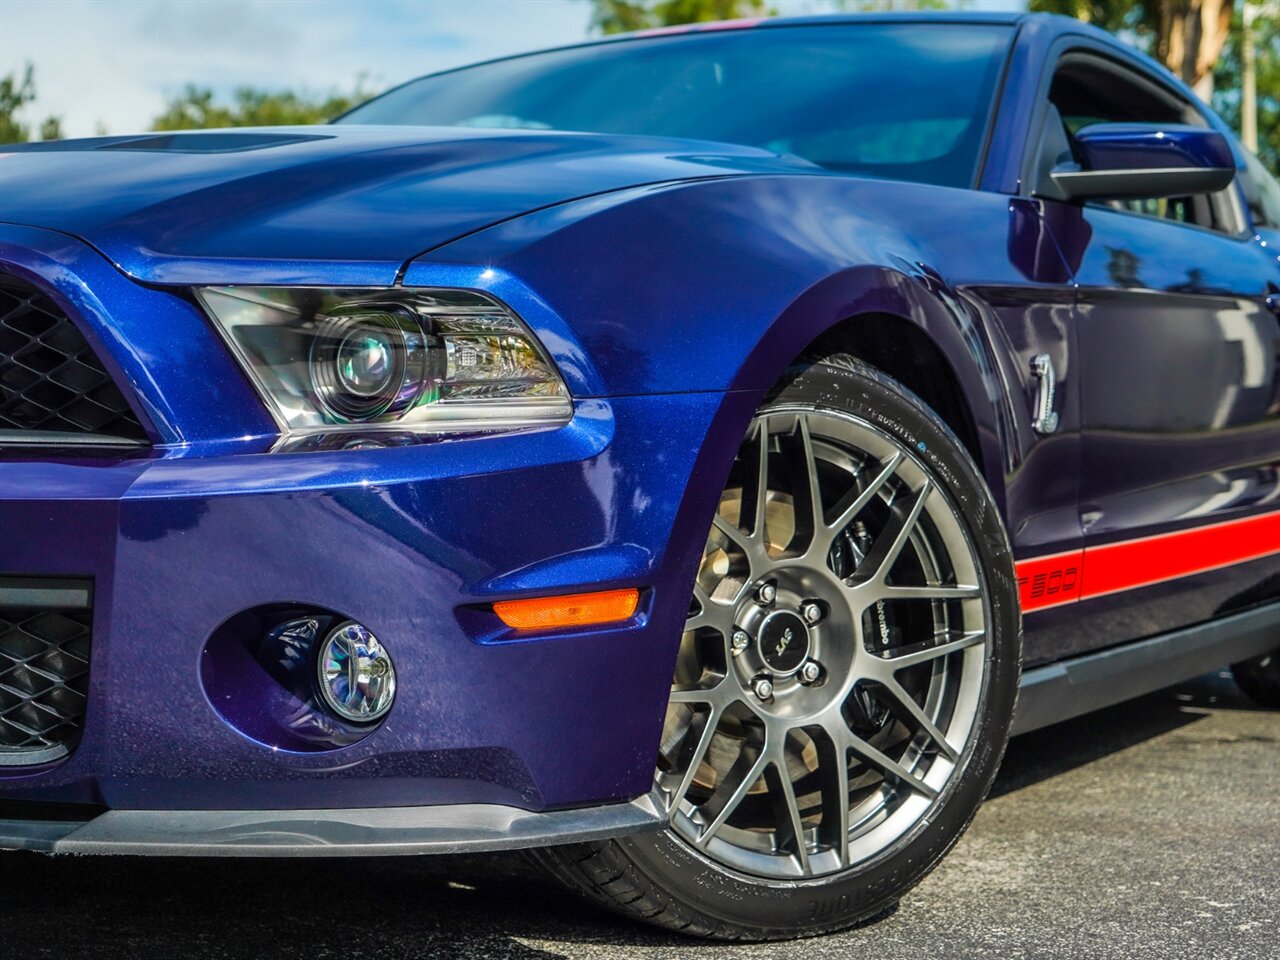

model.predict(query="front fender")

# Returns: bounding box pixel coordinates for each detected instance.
[413,173,1016,506]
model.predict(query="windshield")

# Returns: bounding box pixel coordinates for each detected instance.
[340,24,1014,189]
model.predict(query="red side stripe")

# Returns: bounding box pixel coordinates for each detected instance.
[1015,549,1085,613]
[1081,511,1280,601]
[1014,510,1280,615]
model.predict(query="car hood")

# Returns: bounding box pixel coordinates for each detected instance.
[0,125,811,285]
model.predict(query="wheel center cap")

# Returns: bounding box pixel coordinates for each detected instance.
[757,610,810,676]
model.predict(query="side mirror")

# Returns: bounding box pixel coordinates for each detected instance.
[1038,123,1236,203]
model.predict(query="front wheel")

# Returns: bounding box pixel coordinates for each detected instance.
[536,357,1022,940]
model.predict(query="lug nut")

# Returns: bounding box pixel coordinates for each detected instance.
[801,602,823,625]
[752,676,775,700]
[756,582,777,605]
[800,660,822,684]
[731,630,750,654]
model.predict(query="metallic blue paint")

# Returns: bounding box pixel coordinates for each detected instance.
[1070,123,1236,174]
[0,226,271,446]
[0,128,814,285]
[0,373,751,809]
[1,12,1278,819]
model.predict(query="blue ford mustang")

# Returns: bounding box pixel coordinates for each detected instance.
[1,11,1278,940]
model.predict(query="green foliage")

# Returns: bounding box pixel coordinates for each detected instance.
[587,0,771,35]
[1034,0,1278,176]
[152,81,377,131]
[0,64,63,143]
[1028,0,1156,36]
[38,116,63,141]
[1214,0,1280,175]
[832,1,949,10]
[0,66,35,144]
[3,2,1271,181]
[586,0,949,30]
[1034,0,1274,177]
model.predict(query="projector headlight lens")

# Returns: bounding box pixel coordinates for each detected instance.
[336,329,394,397]
[310,309,426,422]
[196,286,570,439]
[316,621,397,723]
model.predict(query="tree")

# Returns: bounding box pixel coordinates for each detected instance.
[152,81,376,131]
[832,1,948,10]
[39,116,63,141]
[0,66,36,144]
[1034,0,1277,173]
[1155,0,1234,99]
[587,0,771,34]
[1031,1,1233,100]
[0,64,63,144]
[1027,0,1147,31]
[1213,0,1280,174]
[586,0,948,30]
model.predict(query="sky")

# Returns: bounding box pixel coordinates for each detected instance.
[0,0,1028,139]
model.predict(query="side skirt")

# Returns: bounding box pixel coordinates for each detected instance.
[1013,601,1280,735]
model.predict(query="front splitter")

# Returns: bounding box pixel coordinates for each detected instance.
[0,790,666,857]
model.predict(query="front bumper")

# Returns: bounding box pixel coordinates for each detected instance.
[0,225,750,844]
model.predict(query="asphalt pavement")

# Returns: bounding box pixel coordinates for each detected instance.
[2,669,1276,960]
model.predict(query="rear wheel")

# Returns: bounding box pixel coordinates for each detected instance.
[536,357,1021,939]
[1232,650,1280,707]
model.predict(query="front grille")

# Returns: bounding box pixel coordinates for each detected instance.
[0,278,148,442]
[0,578,93,765]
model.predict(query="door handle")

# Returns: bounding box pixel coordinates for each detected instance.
[1030,354,1060,435]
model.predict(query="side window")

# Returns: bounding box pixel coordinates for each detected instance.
[1046,54,1239,235]
[1242,151,1280,229]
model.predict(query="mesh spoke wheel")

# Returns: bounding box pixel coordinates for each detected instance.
[535,357,1019,940]
[656,406,989,879]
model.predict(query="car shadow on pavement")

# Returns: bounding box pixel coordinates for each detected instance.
[0,670,1265,960]
[988,669,1247,800]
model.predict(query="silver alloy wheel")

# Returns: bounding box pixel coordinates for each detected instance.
[655,406,991,880]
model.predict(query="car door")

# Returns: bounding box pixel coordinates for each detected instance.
[1038,50,1280,652]
[1240,149,1280,268]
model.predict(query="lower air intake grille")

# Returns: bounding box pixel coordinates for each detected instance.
[0,278,148,442]
[0,578,93,765]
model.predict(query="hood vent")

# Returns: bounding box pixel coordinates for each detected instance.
[99,132,332,153]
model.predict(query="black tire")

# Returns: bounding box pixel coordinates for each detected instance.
[534,356,1022,940]
[1231,649,1280,706]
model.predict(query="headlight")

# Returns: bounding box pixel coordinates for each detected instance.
[196,286,571,438]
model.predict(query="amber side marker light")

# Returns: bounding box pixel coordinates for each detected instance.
[493,588,640,630]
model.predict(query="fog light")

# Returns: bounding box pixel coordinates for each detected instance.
[316,621,396,722]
